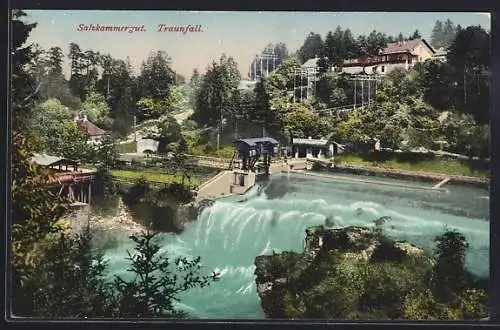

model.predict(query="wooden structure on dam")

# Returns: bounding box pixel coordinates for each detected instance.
[32,153,96,207]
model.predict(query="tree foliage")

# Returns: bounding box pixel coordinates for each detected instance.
[297,32,324,64]
[260,227,488,320]
[138,51,175,101]
[431,19,461,49]
[109,231,211,318]
[81,91,111,127]
[193,54,241,127]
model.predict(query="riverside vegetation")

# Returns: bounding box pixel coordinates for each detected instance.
[254,225,488,320]
[11,10,489,319]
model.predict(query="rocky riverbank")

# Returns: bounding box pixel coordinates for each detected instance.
[63,196,216,236]
[254,224,426,319]
[175,198,214,229]
[64,198,145,235]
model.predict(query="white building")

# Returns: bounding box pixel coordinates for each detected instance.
[341,38,436,75]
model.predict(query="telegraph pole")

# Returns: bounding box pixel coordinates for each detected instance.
[217,110,223,151]
[300,70,303,102]
[368,78,371,106]
[464,66,467,105]
[266,55,269,77]
[260,56,263,79]
[293,69,296,103]
[134,115,137,141]
[354,79,357,109]
[254,56,257,81]
[361,79,364,110]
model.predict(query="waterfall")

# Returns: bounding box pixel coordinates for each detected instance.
[103,172,490,318]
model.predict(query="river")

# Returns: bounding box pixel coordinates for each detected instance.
[100,172,490,319]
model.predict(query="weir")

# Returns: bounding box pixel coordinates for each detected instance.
[289,170,450,193]
[433,177,451,189]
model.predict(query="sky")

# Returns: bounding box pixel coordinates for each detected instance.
[22,11,490,80]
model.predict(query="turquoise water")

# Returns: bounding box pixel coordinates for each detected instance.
[103,173,490,319]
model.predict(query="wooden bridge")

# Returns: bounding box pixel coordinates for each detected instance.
[32,153,96,207]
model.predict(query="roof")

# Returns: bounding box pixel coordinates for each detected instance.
[76,119,106,136]
[235,137,279,147]
[381,38,435,55]
[32,153,78,166]
[118,154,145,162]
[238,80,257,90]
[433,47,447,56]
[302,58,320,68]
[292,138,329,146]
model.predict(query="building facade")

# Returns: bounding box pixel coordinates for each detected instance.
[341,38,436,75]
[291,137,344,159]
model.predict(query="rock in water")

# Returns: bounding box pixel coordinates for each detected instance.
[373,216,392,226]
[324,216,336,227]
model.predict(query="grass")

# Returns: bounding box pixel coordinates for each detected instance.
[110,169,205,188]
[187,143,235,159]
[333,154,489,178]
[117,141,137,153]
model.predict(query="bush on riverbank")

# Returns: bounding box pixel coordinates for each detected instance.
[254,225,489,320]
[119,178,196,233]
[117,141,137,153]
[111,169,202,189]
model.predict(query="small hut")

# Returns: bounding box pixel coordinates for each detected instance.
[291,137,344,159]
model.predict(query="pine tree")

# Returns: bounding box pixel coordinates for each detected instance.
[431,230,470,302]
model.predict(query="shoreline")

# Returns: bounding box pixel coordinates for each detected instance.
[314,162,489,189]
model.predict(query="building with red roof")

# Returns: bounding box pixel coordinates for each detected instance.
[74,114,107,142]
[342,38,436,75]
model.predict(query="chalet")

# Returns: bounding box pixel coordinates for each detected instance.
[74,114,107,142]
[342,38,436,75]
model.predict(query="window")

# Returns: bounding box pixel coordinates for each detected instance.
[381,66,385,73]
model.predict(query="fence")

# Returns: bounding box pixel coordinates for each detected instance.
[112,177,198,191]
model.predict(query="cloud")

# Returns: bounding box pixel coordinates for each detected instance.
[477,13,491,19]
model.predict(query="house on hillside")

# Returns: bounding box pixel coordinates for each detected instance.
[74,114,107,143]
[342,38,436,75]
[432,47,448,62]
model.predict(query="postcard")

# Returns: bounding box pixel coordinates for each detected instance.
[10,10,491,320]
